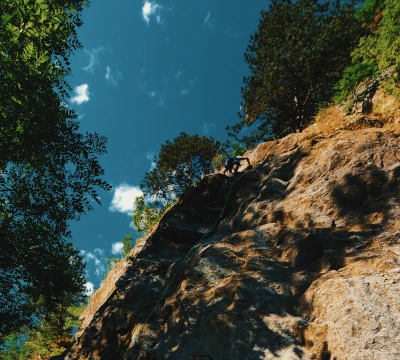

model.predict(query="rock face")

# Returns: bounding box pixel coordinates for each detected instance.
[66,113,400,359]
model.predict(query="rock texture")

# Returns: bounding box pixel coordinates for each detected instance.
[66,109,400,360]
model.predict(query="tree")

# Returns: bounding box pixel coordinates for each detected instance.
[132,196,170,234]
[0,303,85,359]
[335,0,400,102]
[229,0,364,145]
[103,234,135,279]
[0,0,111,337]
[121,234,134,257]
[212,141,248,171]
[140,133,220,201]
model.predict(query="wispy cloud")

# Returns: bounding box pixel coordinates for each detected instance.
[180,89,189,96]
[204,11,215,29]
[189,77,199,87]
[105,66,123,86]
[71,84,90,105]
[111,242,123,255]
[202,122,216,134]
[82,250,106,278]
[142,1,162,25]
[82,47,107,73]
[175,70,182,80]
[224,26,242,39]
[109,183,143,214]
[147,90,165,107]
[94,248,104,256]
[146,152,157,170]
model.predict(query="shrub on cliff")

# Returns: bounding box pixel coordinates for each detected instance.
[132,196,172,234]
[228,0,364,146]
[334,0,400,102]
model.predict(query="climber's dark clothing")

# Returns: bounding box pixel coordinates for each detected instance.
[222,156,250,174]
[224,157,240,171]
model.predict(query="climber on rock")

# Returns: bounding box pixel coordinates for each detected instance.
[221,156,251,175]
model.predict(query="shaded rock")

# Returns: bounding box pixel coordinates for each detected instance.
[65,115,400,359]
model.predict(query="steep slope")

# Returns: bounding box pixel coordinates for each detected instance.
[66,109,400,360]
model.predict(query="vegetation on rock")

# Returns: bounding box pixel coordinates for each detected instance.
[104,234,135,278]
[228,0,364,146]
[141,132,220,201]
[132,196,172,235]
[334,0,400,103]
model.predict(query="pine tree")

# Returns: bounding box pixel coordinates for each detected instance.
[229,0,363,145]
[141,133,220,201]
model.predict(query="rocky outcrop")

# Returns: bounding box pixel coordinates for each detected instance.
[66,112,400,359]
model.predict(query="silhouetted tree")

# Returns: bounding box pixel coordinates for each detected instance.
[0,0,111,336]
[141,133,220,201]
[228,0,363,146]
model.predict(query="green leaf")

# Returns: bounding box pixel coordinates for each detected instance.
[22,41,34,59]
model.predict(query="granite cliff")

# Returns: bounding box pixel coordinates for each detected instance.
[66,96,400,360]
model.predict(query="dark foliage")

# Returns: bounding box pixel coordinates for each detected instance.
[228,0,364,146]
[141,133,220,201]
[0,0,111,336]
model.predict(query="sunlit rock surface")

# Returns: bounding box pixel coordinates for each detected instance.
[65,108,400,360]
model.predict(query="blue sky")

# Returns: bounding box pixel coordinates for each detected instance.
[68,0,270,293]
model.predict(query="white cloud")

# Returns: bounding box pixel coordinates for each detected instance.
[71,84,90,105]
[105,66,112,82]
[202,122,216,134]
[147,90,165,107]
[83,251,106,278]
[94,248,104,256]
[85,282,94,296]
[146,152,157,170]
[148,90,158,98]
[105,66,123,86]
[180,89,189,96]
[204,11,210,24]
[111,242,124,255]
[82,47,107,73]
[142,1,162,24]
[204,11,215,29]
[109,183,143,214]
[85,252,101,266]
[224,25,241,39]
